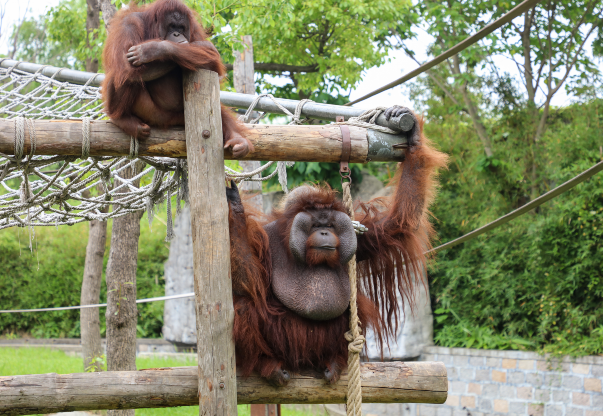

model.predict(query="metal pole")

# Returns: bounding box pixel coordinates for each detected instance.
[0,59,414,133]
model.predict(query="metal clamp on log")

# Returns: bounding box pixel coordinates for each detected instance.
[336,115,352,182]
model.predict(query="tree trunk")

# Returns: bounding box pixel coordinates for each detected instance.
[451,55,493,157]
[80,219,107,372]
[105,162,143,416]
[99,0,117,30]
[234,35,263,211]
[85,0,100,73]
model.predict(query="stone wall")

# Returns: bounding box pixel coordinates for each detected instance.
[363,346,603,416]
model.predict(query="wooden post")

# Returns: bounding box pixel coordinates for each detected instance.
[183,69,237,416]
[233,36,255,95]
[233,35,263,212]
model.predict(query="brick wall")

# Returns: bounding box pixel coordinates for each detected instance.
[362,346,603,416]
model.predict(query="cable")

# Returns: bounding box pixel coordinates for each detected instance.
[346,0,544,106]
[4,159,602,314]
[0,292,195,314]
[430,159,603,254]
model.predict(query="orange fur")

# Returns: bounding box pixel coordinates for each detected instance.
[101,0,249,145]
[229,113,448,378]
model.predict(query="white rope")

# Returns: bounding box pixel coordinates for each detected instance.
[81,117,91,158]
[0,292,196,313]
[0,64,371,232]
[231,93,313,189]
[332,107,398,134]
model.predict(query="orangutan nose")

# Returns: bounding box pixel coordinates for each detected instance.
[312,230,338,249]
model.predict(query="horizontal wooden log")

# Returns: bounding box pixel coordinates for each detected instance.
[0,119,407,163]
[0,362,447,415]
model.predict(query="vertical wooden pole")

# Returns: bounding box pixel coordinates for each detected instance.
[184,69,237,416]
[233,35,263,212]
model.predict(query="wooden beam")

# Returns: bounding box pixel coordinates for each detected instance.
[0,119,405,162]
[234,34,263,211]
[0,362,448,415]
[184,69,237,416]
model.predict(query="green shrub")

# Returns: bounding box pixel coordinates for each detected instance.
[0,212,170,339]
[428,99,603,357]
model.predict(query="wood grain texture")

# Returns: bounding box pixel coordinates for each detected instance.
[0,362,448,415]
[0,120,369,162]
[234,35,263,211]
[184,69,237,416]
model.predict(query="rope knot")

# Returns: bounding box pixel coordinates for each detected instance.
[345,330,365,354]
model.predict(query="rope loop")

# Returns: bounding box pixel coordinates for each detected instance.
[333,107,398,134]
[81,117,91,159]
[129,136,139,159]
[14,116,25,161]
[344,330,366,354]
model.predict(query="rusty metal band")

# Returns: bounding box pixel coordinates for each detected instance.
[337,116,351,180]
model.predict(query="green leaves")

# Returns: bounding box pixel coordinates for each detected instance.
[193,0,414,96]
[428,99,603,357]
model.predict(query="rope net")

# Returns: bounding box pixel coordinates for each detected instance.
[0,64,298,236]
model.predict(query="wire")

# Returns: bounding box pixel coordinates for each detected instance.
[430,159,603,254]
[345,0,544,106]
[4,159,602,314]
[0,292,195,314]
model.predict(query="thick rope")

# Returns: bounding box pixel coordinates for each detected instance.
[129,136,139,159]
[341,181,364,416]
[81,117,91,159]
[333,107,398,134]
[233,93,311,191]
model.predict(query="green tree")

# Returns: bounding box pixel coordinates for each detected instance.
[225,0,416,99]
[7,0,106,71]
[399,0,602,199]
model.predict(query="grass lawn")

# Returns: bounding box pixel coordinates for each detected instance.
[0,347,318,416]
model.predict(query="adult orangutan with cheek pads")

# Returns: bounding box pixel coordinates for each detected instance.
[102,0,253,158]
[227,107,448,386]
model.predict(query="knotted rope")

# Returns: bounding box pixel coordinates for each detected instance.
[341,181,365,416]
[333,107,398,134]
[82,117,91,158]
[233,94,313,193]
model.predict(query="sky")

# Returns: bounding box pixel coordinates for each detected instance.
[1,0,600,111]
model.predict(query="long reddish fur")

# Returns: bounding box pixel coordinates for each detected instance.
[101,0,245,141]
[230,115,448,377]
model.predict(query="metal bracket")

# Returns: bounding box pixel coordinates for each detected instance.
[337,116,352,182]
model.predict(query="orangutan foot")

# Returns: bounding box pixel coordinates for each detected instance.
[224,134,253,158]
[266,365,291,387]
[324,360,342,384]
[111,116,151,139]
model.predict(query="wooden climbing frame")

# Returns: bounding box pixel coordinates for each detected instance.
[0,69,448,416]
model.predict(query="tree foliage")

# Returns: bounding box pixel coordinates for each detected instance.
[424,92,603,357]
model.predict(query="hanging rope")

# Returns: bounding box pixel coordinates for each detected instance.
[341,181,364,416]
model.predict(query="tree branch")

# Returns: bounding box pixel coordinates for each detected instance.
[550,23,598,97]
[402,46,466,110]
[451,53,494,157]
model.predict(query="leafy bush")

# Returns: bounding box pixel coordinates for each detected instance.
[427,99,603,357]
[0,212,170,339]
